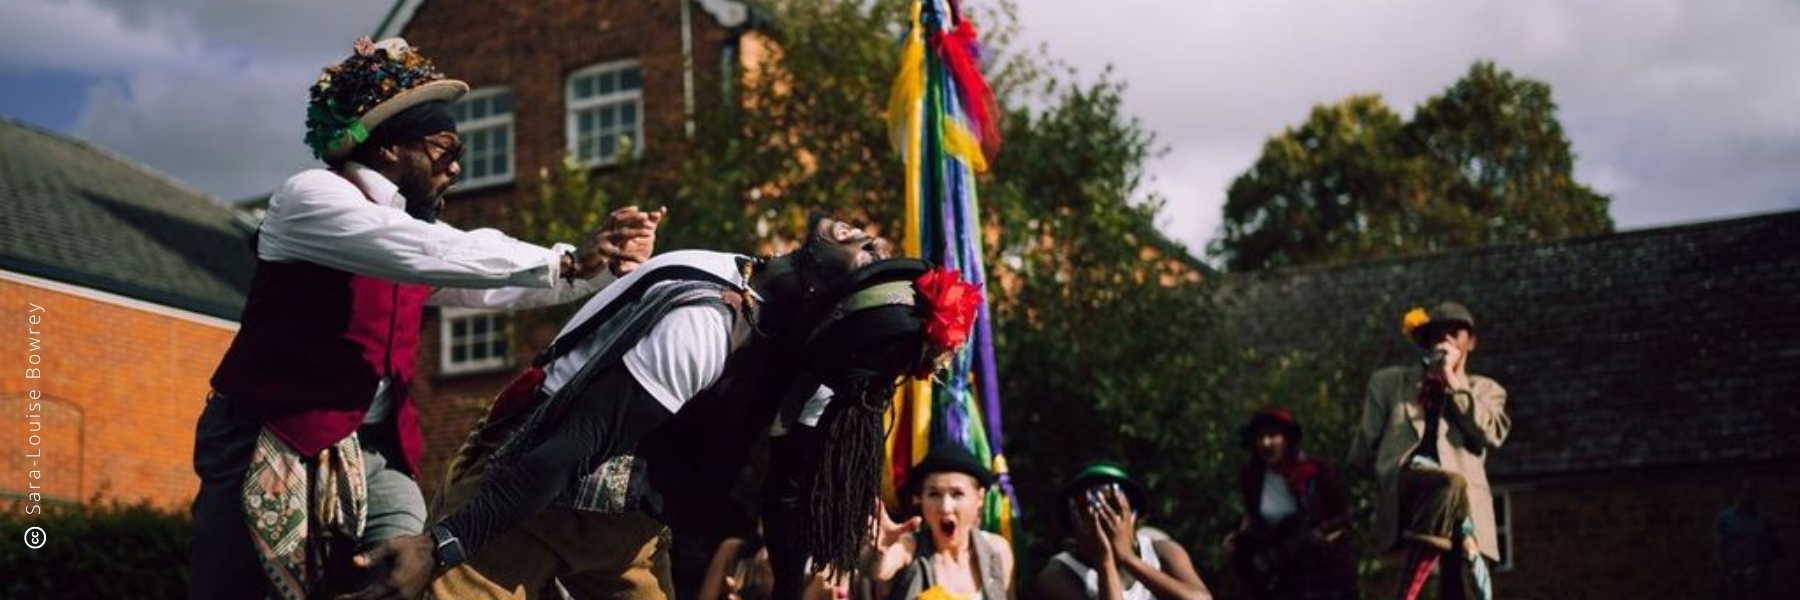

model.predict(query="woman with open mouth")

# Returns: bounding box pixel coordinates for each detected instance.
[866,445,1014,599]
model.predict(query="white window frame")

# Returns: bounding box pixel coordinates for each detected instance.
[565,59,644,167]
[448,86,515,190]
[1492,487,1514,572]
[440,307,513,375]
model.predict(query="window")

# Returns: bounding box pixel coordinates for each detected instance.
[441,308,512,375]
[1492,487,1513,572]
[447,87,514,189]
[566,60,643,166]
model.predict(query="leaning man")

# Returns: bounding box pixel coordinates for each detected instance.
[190,37,659,599]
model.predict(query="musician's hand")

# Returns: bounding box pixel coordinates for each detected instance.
[1433,338,1470,390]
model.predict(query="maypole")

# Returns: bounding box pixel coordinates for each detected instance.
[883,0,1017,538]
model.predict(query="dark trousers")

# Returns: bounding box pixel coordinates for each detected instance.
[188,394,267,599]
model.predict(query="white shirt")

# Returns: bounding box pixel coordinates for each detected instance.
[541,251,755,412]
[258,163,614,310]
[257,163,616,422]
[621,304,733,413]
[1259,468,1299,525]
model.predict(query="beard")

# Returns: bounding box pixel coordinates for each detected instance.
[398,179,445,222]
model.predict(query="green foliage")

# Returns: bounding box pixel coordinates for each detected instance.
[502,0,1377,592]
[0,499,191,598]
[1405,61,1614,243]
[1212,60,1614,272]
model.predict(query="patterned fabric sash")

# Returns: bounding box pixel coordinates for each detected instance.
[242,429,368,599]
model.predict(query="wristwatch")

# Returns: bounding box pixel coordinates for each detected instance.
[429,524,467,571]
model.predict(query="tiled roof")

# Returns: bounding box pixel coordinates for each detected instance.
[1222,211,1800,479]
[0,118,254,319]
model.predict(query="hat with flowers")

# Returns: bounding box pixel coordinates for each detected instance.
[304,37,467,162]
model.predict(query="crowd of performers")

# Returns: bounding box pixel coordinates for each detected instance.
[190,37,1516,600]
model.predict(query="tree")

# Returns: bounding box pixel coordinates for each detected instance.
[1211,61,1613,272]
[1405,61,1613,244]
[503,0,1282,583]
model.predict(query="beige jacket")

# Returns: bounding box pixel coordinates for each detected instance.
[1348,364,1510,560]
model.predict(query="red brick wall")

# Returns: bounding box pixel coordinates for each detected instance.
[397,0,739,494]
[0,275,238,509]
[404,0,736,225]
[1493,462,1800,600]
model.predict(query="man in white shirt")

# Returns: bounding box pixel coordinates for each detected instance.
[191,37,659,599]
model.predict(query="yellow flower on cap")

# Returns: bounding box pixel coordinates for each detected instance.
[1401,307,1430,336]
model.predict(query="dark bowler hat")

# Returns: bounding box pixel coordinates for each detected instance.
[905,444,995,494]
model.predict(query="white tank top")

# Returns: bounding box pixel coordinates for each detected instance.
[1050,533,1163,600]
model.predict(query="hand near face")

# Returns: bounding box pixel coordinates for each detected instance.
[333,534,434,600]
[870,499,922,554]
[1097,486,1139,564]
[1070,500,1114,567]
[1433,335,1471,390]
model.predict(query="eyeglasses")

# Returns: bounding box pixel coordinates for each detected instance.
[418,137,463,170]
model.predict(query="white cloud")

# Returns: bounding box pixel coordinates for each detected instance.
[0,0,393,200]
[5,0,1798,236]
[0,0,208,75]
[1017,0,1800,254]
[70,59,321,201]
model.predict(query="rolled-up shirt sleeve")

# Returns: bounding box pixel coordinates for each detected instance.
[258,169,566,290]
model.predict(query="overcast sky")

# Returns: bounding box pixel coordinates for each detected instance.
[3,0,1797,256]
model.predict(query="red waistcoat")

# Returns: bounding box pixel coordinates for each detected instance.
[211,256,431,474]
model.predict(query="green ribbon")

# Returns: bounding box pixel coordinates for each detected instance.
[345,121,369,145]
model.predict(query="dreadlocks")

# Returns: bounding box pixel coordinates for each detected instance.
[800,373,899,576]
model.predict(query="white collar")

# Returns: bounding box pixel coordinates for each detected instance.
[343,161,405,209]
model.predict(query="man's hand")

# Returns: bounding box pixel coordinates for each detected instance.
[334,534,434,600]
[575,206,665,279]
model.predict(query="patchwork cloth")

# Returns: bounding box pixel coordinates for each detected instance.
[242,429,368,599]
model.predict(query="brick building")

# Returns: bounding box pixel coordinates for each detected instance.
[1223,210,1800,598]
[0,118,254,509]
[372,0,765,493]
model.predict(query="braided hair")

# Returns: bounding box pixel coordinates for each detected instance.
[789,260,935,576]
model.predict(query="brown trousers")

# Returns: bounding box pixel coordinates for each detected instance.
[426,396,672,600]
[429,507,672,600]
[1396,466,1478,600]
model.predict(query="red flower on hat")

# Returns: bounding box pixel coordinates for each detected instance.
[915,268,982,360]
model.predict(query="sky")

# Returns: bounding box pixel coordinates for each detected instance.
[3,0,1797,256]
